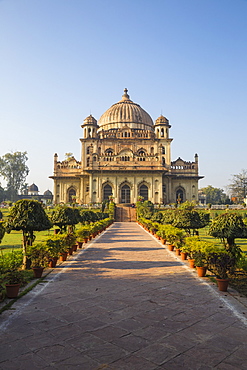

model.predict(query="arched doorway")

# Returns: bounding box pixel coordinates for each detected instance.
[139,184,148,201]
[68,188,76,203]
[121,184,130,203]
[103,184,112,200]
[176,188,185,204]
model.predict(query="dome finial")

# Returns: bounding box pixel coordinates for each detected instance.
[122,88,130,100]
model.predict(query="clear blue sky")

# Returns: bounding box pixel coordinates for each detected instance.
[1,0,247,194]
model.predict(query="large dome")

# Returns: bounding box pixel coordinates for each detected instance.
[98,89,154,131]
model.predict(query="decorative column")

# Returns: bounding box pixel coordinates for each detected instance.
[89,174,93,203]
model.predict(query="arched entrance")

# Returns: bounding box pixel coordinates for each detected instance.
[176,188,185,204]
[121,184,130,203]
[68,188,76,203]
[103,184,112,200]
[139,184,148,200]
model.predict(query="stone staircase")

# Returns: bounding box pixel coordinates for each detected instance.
[115,205,136,222]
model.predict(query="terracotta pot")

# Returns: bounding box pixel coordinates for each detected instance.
[175,248,181,256]
[167,244,174,251]
[88,236,92,241]
[181,252,188,260]
[60,252,67,262]
[77,242,83,249]
[196,266,207,277]
[68,247,73,255]
[72,244,77,252]
[188,259,195,268]
[32,267,44,278]
[48,257,58,268]
[160,238,166,244]
[216,278,229,292]
[84,238,88,243]
[5,284,20,298]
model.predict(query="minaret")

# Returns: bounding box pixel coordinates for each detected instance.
[154,115,171,139]
[81,114,98,139]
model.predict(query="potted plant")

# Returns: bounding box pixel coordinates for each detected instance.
[28,243,49,278]
[3,270,26,298]
[208,251,236,291]
[63,233,77,255]
[76,226,91,246]
[194,250,207,277]
[193,240,219,277]
[45,236,64,267]
[182,236,200,267]
[165,225,186,253]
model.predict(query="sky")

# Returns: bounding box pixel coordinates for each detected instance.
[1,0,247,195]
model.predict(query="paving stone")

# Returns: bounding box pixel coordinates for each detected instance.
[110,354,157,369]
[0,222,247,369]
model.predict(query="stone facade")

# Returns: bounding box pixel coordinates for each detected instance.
[50,89,203,204]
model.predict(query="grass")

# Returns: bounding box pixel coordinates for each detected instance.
[1,228,57,253]
[198,224,247,253]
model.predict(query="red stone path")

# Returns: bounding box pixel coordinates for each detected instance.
[1,222,247,369]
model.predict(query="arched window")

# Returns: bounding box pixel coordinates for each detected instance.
[105,148,113,156]
[139,184,148,200]
[161,128,164,137]
[103,184,112,200]
[150,147,154,154]
[86,146,90,155]
[93,156,97,161]
[162,146,165,154]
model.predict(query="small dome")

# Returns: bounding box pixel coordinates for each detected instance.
[28,183,39,192]
[155,115,169,125]
[82,114,97,126]
[44,190,52,196]
[98,89,154,131]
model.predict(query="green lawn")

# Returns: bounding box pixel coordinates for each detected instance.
[1,228,56,253]
[198,224,247,253]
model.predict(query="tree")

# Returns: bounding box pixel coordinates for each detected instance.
[0,151,29,201]
[172,210,210,235]
[209,212,247,258]
[228,170,247,203]
[136,200,154,219]
[200,185,230,205]
[0,183,5,202]
[50,205,80,233]
[5,200,52,269]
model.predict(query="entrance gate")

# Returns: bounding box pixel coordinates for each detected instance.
[121,184,130,203]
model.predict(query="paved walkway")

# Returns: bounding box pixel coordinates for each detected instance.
[1,222,247,369]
